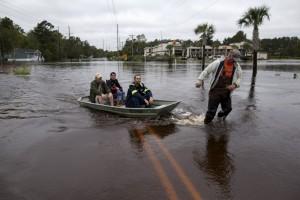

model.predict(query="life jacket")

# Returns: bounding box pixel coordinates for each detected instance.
[130,82,151,96]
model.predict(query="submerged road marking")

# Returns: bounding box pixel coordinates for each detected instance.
[136,131,179,200]
[148,127,203,200]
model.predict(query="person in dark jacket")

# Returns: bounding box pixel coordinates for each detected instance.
[106,72,125,105]
[89,73,114,106]
[125,75,154,108]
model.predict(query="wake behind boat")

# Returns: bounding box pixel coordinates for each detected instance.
[78,96,180,118]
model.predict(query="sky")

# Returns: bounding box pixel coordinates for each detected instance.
[0,0,299,50]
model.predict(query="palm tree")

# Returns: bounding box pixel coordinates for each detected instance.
[166,44,173,57]
[238,5,270,86]
[194,23,215,70]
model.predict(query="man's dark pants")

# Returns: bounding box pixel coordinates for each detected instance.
[204,89,232,124]
[126,93,152,108]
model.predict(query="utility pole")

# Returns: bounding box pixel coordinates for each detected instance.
[117,24,119,52]
[102,39,105,50]
[160,31,163,41]
[68,25,71,39]
[57,26,61,60]
[160,31,163,49]
[202,37,206,70]
[129,34,135,57]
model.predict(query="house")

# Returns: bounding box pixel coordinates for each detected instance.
[185,45,213,58]
[144,41,183,57]
[257,52,268,60]
[8,48,43,62]
[144,40,268,60]
[185,47,201,58]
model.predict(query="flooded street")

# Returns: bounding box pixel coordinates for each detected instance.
[0,60,300,200]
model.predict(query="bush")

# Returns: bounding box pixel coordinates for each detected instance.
[14,65,31,75]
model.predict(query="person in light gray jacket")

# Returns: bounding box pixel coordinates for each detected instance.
[195,49,242,124]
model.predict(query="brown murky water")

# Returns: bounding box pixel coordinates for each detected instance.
[0,60,300,200]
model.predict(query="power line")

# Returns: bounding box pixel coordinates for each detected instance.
[163,0,221,29]
[111,0,118,23]
[0,2,37,24]
[0,11,35,31]
[117,24,119,51]
[0,0,45,27]
[0,1,36,20]
[163,0,187,11]
[2,0,39,16]
[104,0,119,51]
[159,0,190,22]
[0,0,69,36]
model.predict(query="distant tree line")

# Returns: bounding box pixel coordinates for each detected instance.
[0,17,106,63]
[260,37,300,58]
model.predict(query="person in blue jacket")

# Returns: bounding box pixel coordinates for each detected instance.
[125,74,154,108]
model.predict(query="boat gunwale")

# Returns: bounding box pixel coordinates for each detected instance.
[77,96,180,112]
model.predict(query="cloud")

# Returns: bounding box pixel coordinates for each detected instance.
[1,0,299,50]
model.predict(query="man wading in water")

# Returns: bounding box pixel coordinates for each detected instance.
[195,49,242,124]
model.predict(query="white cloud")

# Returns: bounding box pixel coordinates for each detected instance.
[1,0,299,50]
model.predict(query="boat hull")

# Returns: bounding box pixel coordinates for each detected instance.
[78,96,180,118]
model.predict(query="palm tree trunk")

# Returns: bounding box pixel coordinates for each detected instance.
[202,44,205,70]
[0,38,3,66]
[251,50,257,86]
[0,47,4,66]
[251,27,259,86]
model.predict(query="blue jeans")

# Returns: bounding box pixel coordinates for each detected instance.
[117,89,125,102]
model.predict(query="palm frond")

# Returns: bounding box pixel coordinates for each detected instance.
[238,5,270,27]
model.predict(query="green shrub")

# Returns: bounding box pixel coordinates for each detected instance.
[14,66,31,75]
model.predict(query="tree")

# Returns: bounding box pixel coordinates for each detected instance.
[121,34,147,60]
[194,23,215,70]
[136,34,146,42]
[0,17,25,64]
[212,40,221,48]
[260,37,300,58]
[30,20,61,61]
[166,44,173,56]
[181,39,194,49]
[63,36,82,60]
[223,31,248,45]
[238,5,270,86]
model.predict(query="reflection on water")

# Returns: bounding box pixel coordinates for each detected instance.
[239,86,258,125]
[123,62,146,74]
[128,124,177,151]
[193,125,234,199]
[242,64,300,72]
[246,86,256,110]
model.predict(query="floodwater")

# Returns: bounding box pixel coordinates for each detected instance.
[0,60,300,200]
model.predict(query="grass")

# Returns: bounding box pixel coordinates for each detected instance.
[13,65,31,75]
